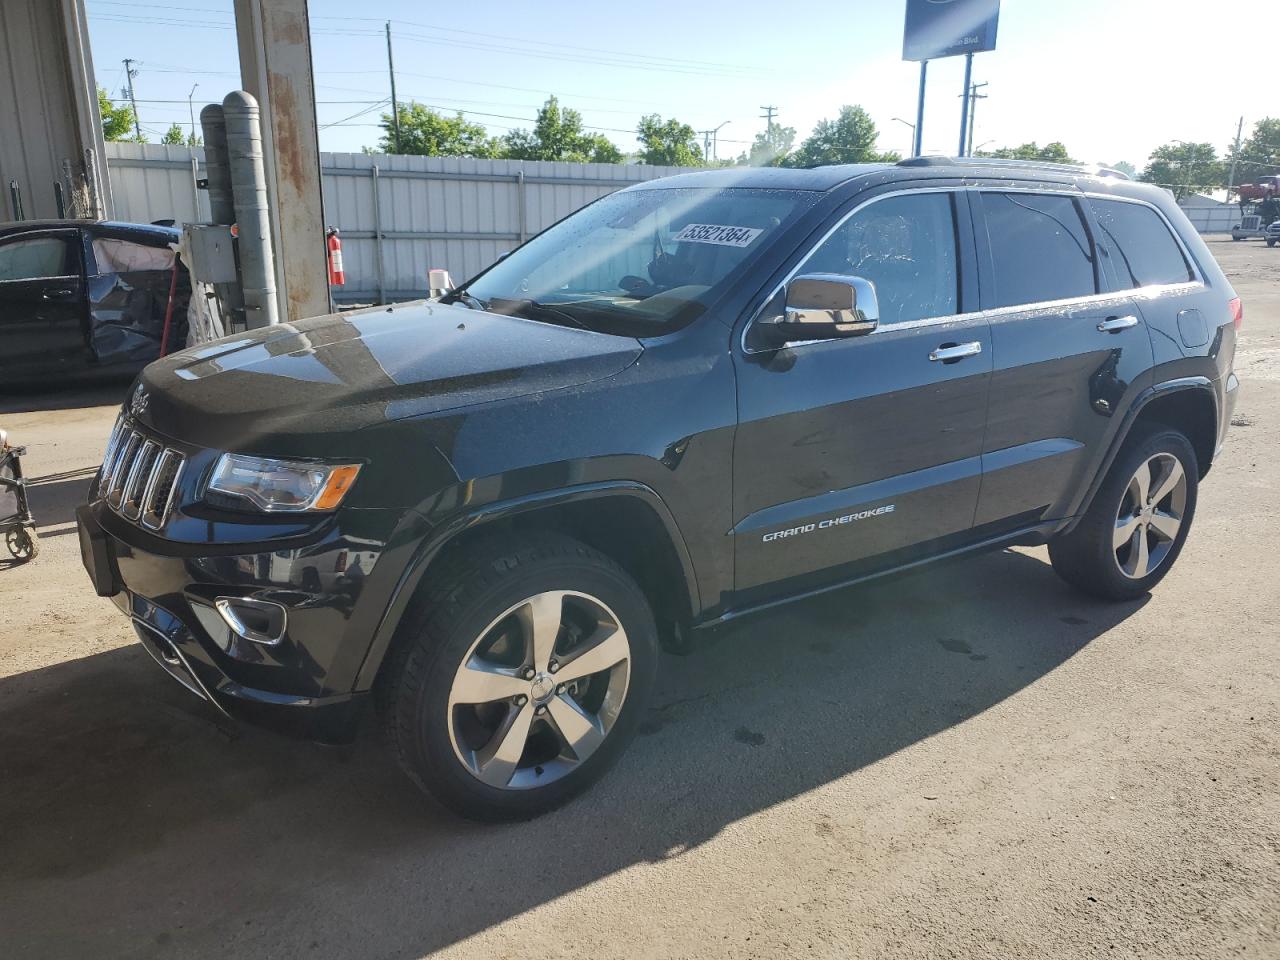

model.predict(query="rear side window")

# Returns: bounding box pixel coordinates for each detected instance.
[981,193,1096,309]
[0,235,73,281]
[801,191,959,325]
[1090,198,1193,288]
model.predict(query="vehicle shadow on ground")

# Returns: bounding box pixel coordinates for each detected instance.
[0,549,1146,958]
[26,469,97,534]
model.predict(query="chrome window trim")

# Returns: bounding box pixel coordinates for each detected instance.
[740,184,1204,357]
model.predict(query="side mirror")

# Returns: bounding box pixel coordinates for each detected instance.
[749,274,879,350]
[427,268,454,299]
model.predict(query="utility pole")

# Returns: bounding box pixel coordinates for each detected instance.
[760,105,777,134]
[1226,115,1244,202]
[957,51,974,156]
[965,81,988,157]
[122,58,142,140]
[385,21,401,154]
[698,120,730,163]
[913,61,927,157]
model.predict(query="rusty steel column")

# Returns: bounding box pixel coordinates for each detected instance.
[233,0,329,321]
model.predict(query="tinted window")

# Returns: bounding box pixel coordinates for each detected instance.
[0,235,73,282]
[1091,198,1192,288]
[802,192,959,325]
[982,193,1096,308]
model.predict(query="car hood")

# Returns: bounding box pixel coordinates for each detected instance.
[131,300,643,450]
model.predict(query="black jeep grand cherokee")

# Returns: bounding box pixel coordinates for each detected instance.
[78,158,1241,820]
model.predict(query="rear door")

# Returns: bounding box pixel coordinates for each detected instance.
[0,229,88,378]
[971,189,1153,528]
[731,187,991,602]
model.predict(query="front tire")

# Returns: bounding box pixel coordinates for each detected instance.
[377,532,658,821]
[1050,427,1198,601]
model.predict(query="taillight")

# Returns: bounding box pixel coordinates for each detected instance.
[1229,297,1243,330]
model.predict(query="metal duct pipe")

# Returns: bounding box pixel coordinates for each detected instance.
[199,102,244,328]
[199,104,235,226]
[222,90,278,328]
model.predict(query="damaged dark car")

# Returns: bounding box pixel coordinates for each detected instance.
[0,219,190,386]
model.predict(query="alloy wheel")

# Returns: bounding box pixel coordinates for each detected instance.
[446,590,631,790]
[1113,452,1188,580]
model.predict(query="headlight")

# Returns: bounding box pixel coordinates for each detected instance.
[207,454,361,512]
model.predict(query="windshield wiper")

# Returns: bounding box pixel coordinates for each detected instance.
[490,297,590,330]
[447,290,488,311]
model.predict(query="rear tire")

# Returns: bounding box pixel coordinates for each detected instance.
[376,532,658,821]
[1049,427,1198,601]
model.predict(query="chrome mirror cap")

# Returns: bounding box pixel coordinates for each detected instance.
[784,274,879,335]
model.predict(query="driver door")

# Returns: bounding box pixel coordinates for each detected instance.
[731,188,992,602]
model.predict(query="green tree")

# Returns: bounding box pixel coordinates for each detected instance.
[635,114,702,166]
[501,96,623,163]
[161,123,186,145]
[1140,142,1226,199]
[739,123,795,166]
[1228,117,1280,193]
[97,85,140,142]
[787,105,897,168]
[977,141,1073,163]
[374,102,499,157]
[1108,160,1137,178]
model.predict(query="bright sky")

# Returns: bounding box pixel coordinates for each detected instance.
[85,0,1274,168]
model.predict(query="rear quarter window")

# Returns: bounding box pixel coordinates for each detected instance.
[1089,198,1193,288]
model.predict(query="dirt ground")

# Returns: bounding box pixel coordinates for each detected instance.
[1,238,1276,960]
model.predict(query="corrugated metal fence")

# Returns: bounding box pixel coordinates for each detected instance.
[1175,200,1244,235]
[104,143,684,302]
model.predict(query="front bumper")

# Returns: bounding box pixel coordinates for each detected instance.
[76,500,413,742]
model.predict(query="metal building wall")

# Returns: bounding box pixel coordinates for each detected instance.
[0,0,107,221]
[104,143,685,301]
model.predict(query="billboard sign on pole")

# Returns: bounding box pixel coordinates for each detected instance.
[902,0,1000,62]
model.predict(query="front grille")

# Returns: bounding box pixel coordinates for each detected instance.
[100,417,185,530]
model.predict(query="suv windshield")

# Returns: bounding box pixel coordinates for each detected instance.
[448,186,815,335]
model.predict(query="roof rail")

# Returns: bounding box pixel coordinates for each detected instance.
[897,155,1132,181]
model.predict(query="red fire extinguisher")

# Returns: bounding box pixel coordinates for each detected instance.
[326,227,345,286]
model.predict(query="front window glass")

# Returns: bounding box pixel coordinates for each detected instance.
[0,235,72,282]
[800,192,960,325]
[451,187,814,335]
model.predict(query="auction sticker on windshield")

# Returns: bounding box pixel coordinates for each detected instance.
[673,224,764,247]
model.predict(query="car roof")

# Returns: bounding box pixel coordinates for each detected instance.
[0,218,179,241]
[622,163,893,192]
[622,157,1158,198]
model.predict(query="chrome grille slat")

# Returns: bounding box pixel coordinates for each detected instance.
[106,432,142,506]
[121,441,160,520]
[100,416,186,530]
[140,451,184,530]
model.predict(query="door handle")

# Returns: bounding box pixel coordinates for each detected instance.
[42,288,74,300]
[1097,314,1138,333]
[929,341,983,363]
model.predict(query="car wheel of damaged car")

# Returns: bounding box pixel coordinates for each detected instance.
[377,533,657,821]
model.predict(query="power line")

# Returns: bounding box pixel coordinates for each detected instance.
[88,1,757,73]
[319,98,391,131]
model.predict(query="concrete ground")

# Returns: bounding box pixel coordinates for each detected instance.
[1,238,1276,960]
